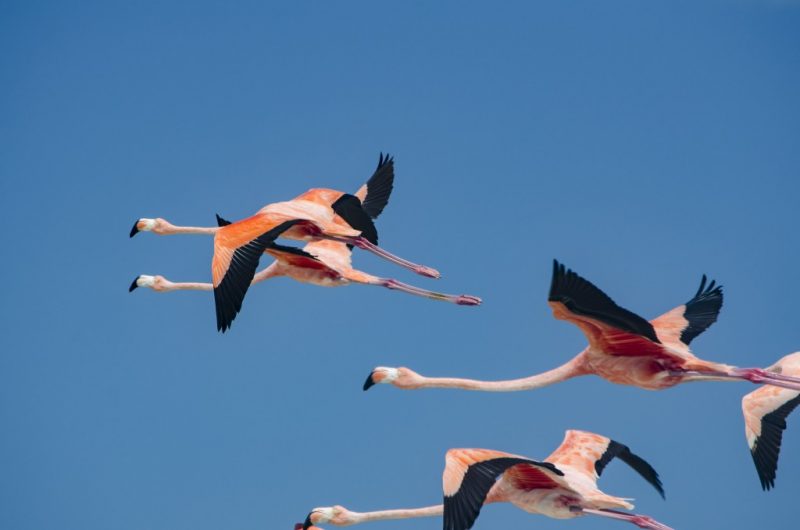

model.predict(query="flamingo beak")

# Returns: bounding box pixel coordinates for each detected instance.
[363,370,377,391]
[129,276,141,292]
[129,219,141,238]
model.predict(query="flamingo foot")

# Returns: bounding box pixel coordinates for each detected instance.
[381,278,480,306]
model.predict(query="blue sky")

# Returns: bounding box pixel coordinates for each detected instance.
[2,1,799,529]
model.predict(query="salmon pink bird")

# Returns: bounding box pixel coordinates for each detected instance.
[742,351,800,490]
[364,260,800,392]
[297,430,671,530]
[130,154,449,331]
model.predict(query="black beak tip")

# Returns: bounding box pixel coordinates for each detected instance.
[362,372,376,391]
[129,220,140,238]
[128,277,140,292]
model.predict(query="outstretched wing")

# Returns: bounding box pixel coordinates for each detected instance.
[443,448,564,530]
[331,193,378,245]
[743,381,800,490]
[212,217,301,332]
[548,260,686,363]
[651,275,723,347]
[547,430,664,498]
[355,152,394,219]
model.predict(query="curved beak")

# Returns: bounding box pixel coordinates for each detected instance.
[129,219,140,238]
[363,370,377,391]
[129,276,140,292]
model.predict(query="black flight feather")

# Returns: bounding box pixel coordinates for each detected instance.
[267,243,319,260]
[679,274,723,345]
[216,214,232,227]
[751,393,800,490]
[332,193,378,245]
[361,152,395,219]
[444,457,562,530]
[214,219,301,333]
[548,260,660,344]
[595,440,665,498]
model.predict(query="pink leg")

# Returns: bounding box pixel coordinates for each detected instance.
[378,278,481,306]
[321,235,441,279]
[580,508,674,530]
[678,368,800,391]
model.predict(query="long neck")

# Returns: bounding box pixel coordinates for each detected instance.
[168,282,212,291]
[417,355,588,392]
[167,225,218,235]
[350,505,443,524]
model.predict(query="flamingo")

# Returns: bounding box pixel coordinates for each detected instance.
[742,351,800,490]
[129,236,481,306]
[296,430,672,530]
[129,154,446,331]
[364,260,800,392]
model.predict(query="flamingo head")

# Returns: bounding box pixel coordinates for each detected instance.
[128,275,168,292]
[298,506,350,529]
[362,366,421,390]
[130,218,161,237]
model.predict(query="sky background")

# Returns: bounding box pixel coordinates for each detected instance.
[2,1,800,529]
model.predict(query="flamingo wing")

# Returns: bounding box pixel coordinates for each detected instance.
[355,152,394,219]
[547,430,664,498]
[743,386,800,490]
[212,218,302,332]
[548,260,689,362]
[651,275,723,347]
[331,193,378,245]
[442,448,564,530]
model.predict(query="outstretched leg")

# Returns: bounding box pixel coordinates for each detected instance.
[130,218,219,237]
[372,277,480,306]
[578,508,674,530]
[677,368,800,391]
[320,234,441,279]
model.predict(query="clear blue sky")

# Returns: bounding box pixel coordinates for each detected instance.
[2,1,799,529]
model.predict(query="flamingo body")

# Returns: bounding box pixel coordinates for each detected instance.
[365,260,800,393]
[300,430,670,530]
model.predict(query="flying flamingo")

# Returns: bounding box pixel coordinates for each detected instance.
[130,237,481,306]
[742,351,800,490]
[296,430,672,530]
[129,155,446,331]
[364,260,800,392]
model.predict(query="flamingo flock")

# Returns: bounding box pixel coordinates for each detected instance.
[128,154,798,529]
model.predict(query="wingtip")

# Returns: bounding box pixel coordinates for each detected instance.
[128,277,140,292]
[129,219,140,238]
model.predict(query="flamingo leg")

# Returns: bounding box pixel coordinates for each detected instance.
[320,235,441,279]
[676,369,800,391]
[578,508,674,530]
[376,278,481,306]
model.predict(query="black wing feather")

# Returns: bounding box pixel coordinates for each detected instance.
[332,193,378,245]
[267,243,319,260]
[216,214,232,227]
[444,458,562,530]
[751,393,800,490]
[214,220,301,333]
[549,260,660,344]
[679,274,724,345]
[361,152,394,219]
[595,440,665,498]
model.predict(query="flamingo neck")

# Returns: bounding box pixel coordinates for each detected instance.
[350,505,443,524]
[166,225,218,235]
[416,355,588,392]
[169,282,212,291]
